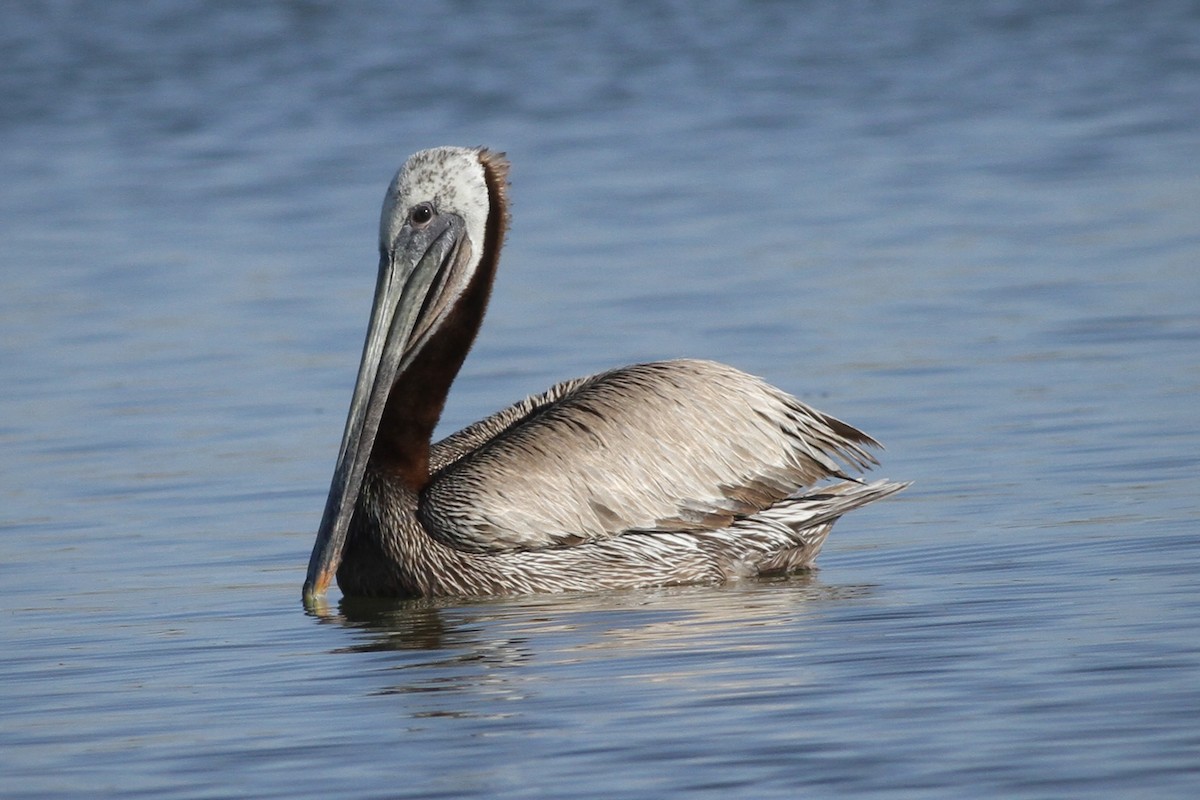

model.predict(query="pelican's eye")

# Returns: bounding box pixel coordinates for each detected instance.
[409,202,435,227]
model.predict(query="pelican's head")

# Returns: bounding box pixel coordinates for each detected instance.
[304,147,509,602]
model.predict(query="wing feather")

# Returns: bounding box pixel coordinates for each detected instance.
[421,359,879,553]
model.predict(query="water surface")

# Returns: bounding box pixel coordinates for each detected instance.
[2,2,1199,798]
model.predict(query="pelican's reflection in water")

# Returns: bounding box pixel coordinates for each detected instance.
[307,577,875,716]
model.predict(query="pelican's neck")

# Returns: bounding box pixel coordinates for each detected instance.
[372,152,510,491]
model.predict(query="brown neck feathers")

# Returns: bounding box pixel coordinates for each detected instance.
[373,150,510,491]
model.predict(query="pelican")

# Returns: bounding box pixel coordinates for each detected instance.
[303,146,905,600]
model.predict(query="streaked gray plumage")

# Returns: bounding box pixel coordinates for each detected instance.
[303,147,906,601]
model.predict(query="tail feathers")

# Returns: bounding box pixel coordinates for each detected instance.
[769,479,909,532]
[736,479,908,576]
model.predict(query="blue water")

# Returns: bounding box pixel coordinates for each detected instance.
[2,2,1199,797]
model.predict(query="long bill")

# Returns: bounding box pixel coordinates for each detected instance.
[303,216,469,602]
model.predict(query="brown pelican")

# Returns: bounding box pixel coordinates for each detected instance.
[303,146,905,601]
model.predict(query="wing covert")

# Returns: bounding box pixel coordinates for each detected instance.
[420,359,878,553]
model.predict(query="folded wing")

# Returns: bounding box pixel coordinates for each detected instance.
[422,359,880,553]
